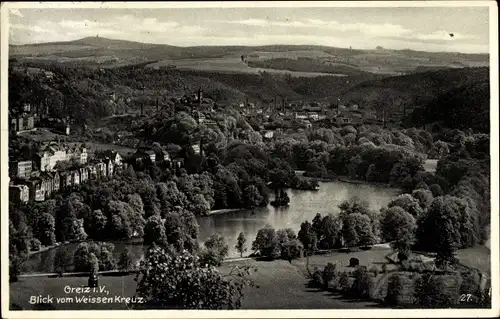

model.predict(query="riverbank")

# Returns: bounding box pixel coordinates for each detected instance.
[207,208,246,215]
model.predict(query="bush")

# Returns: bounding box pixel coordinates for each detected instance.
[351,268,373,298]
[414,273,460,307]
[381,263,388,273]
[54,248,72,275]
[311,267,324,288]
[198,249,221,267]
[338,271,351,293]
[400,260,411,271]
[30,239,41,251]
[322,263,337,290]
[460,270,481,297]
[385,274,406,306]
[429,184,444,197]
[369,266,379,276]
[118,248,133,271]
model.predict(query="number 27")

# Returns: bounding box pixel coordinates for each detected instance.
[460,294,472,302]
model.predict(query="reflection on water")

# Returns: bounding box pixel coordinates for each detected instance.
[23,181,398,272]
[198,181,398,257]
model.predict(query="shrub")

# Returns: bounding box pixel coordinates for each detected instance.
[369,266,379,276]
[385,274,406,306]
[118,248,134,271]
[381,263,388,273]
[351,268,373,298]
[338,271,350,293]
[30,239,41,251]
[414,274,460,307]
[322,263,337,290]
[312,268,324,288]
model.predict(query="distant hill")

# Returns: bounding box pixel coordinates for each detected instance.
[10,36,489,75]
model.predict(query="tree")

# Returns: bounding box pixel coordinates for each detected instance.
[243,185,263,208]
[380,206,417,244]
[89,252,99,275]
[143,215,167,246]
[118,248,134,271]
[387,194,425,220]
[73,243,91,272]
[235,232,247,258]
[298,221,317,274]
[36,213,56,246]
[298,221,317,255]
[134,246,251,309]
[54,248,72,276]
[85,209,107,240]
[320,214,342,249]
[311,213,323,240]
[252,226,280,259]
[99,247,117,271]
[280,239,303,263]
[341,213,377,248]
[204,233,229,266]
[418,196,471,266]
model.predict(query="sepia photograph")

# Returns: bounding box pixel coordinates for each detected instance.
[1,1,498,318]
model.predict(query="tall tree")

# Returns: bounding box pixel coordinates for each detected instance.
[235,232,247,258]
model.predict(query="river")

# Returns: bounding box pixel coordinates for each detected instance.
[22,181,398,273]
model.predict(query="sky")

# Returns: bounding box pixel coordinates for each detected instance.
[8,5,491,53]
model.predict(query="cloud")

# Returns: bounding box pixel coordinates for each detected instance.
[10,9,24,18]
[11,14,207,45]
[227,18,412,38]
[414,30,474,42]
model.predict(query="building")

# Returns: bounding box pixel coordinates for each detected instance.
[95,162,107,177]
[35,145,68,172]
[263,131,275,139]
[303,120,313,129]
[52,171,61,193]
[27,179,45,202]
[295,112,308,120]
[131,148,156,165]
[96,150,122,167]
[10,115,35,132]
[79,167,89,183]
[156,150,171,163]
[336,117,352,125]
[10,160,33,179]
[9,184,30,203]
[87,163,98,179]
[70,170,81,186]
[204,120,218,130]
[68,146,88,165]
[105,159,114,176]
[40,172,56,198]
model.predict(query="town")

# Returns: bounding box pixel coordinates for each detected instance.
[6,4,494,315]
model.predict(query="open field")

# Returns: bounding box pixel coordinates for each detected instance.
[11,249,388,310]
[10,244,490,310]
[147,56,347,77]
[456,245,491,275]
[80,142,137,156]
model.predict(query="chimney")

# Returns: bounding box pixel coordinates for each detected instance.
[156,98,159,112]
